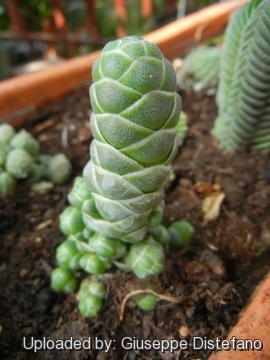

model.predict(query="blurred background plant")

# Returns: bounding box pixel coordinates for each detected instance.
[176,45,221,93]
[0,0,221,75]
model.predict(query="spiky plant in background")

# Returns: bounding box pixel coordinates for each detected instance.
[213,0,270,152]
[52,36,194,317]
[176,46,220,91]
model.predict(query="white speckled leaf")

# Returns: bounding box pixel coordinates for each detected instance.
[90,140,143,175]
[123,165,170,193]
[121,129,176,165]
[83,161,143,199]
[94,113,153,149]
[120,91,175,130]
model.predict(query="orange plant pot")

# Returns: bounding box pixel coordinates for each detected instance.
[0,0,246,126]
[209,271,270,360]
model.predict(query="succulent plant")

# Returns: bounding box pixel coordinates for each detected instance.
[78,280,106,318]
[176,112,188,146]
[0,123,72,195]
[0,171,17,195]
[26,163,43,184]
[51,267,78,293]
[53,36,194,317]
[68,176,92,209]
[134,293,158,311]
[59,206,85,235]
[6,148,34,179]
[55,240,83,271]
[213,0,270,152]
[125,236,165,278]
[10,129,40,159]
[0,123,15,143]
[168,220,195,248]
[79,253,109,274]
[177,46,220,91]
[47,153,72,185]
[0,143,10,168]
[38,154,52,177]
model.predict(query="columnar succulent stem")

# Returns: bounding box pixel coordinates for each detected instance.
[84,36,181,245]
[53,36,190,317]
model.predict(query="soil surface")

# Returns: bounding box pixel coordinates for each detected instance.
[1,83,270,360]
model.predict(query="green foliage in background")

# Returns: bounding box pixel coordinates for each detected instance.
[0,0,222,40]
[0,3,10,31]
[0,37,10,80]
[177,46,220,91]
[0,0,223,65]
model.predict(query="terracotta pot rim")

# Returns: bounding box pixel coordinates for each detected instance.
[209,271,270,359]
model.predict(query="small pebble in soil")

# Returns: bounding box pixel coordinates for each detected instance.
[127,353,138,360]
[179,325,190,337]
[35,237,42,244]
[179,178,193,188]
[200,249,226,277]
[20,268,28,278]
[208,280,221,293]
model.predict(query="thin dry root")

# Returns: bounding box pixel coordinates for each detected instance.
[35,219,52,231]
[120,289,182,321]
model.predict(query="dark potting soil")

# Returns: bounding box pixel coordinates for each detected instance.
[0,83,270,360]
